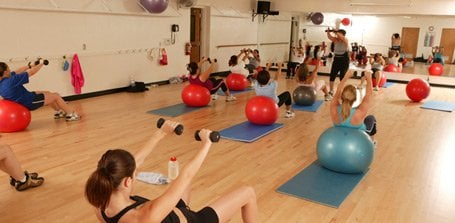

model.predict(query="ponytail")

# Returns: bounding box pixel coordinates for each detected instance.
[85,149,136,210]
[340,85,357,121]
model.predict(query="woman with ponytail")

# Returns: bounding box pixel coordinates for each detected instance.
[85,120,258,223]
[330,70,377,142]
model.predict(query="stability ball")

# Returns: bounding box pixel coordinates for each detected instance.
[245,96,279,125]
[341,18,350,26]
[293,86,316,106]
[181,84,211,107]
[226,73,248,91]
[0,100,31,133]
[428,63,444,76]
[311,12,324,25]
[372,73,387,88]
[406,78,430,102]
[139,0,169,13]
[383,64,399,73]
[317,127,374,174]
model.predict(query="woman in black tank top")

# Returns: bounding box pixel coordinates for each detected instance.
[85,120,259,223]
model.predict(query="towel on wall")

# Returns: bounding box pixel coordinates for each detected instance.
[71,54,85,94]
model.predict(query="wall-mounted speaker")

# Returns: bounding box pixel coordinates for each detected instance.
[257,1,270,14]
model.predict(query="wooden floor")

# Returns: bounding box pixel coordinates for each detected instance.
[1,73,455,223]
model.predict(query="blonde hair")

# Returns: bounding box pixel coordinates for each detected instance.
[340,85,357,121]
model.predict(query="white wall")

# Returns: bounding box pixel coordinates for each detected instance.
[0,0,190,97]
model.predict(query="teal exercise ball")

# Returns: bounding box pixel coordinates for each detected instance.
[317,127,374,174]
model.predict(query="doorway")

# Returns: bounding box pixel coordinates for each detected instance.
[190,8,202,63]
[440,28,455,64]
[401,27,419,59]
[288,17,300,61]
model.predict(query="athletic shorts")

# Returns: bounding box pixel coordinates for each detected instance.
[177,199,219,223]
[28,92,45,111]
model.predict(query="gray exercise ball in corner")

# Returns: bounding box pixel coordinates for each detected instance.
[293,86,317,106]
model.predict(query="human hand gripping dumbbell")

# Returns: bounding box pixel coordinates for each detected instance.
[194,129,220,143]
[156,118,184,135]
[34,58,49,66]
[207,58,217,64]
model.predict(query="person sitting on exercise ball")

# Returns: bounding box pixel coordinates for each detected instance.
[0,60,80,121]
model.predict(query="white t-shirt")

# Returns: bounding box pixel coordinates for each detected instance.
[230,60,249,76]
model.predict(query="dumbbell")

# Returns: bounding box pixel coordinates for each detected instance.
[34,58,49,66]
[194,130,220,143]
[207,58,217,64]
[156,118,184,135]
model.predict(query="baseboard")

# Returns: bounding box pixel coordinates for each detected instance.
[62,80,170,101]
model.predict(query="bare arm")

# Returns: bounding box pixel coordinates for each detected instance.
[336,32,349,47]
[274,63,282,81]
[330,70,354,123]
[199,61,216,82]
[143,130,213,222]
[307,59,320,84]
[134,120,177,168]
[326,31,336,42]
[355,71,372,121]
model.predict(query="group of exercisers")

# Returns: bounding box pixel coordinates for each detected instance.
[0,27,379,223]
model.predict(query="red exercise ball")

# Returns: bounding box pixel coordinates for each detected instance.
[406,78,430,102]
[428,63,444,76]
[245,96,279,125]
[341,18,350,26]
[0,100,31,133]
[384,64,399,73]
[181,84,211,107]
[372,73,387,87]
[226,73,248,91]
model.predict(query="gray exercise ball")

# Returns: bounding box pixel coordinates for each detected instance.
[293,86,317,106]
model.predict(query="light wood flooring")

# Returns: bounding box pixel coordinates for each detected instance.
[1,73,455,223]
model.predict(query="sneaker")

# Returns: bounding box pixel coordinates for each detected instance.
[14,171,44,191]
[225,95,237,102]
[211,94,218,100]
[373,87,380,91]
[324,94,333,101]
[10,172,39,186]
[54,110,66,119]
[373,140,378,148]
[285,111,295,118]
[65,112,80,122]
[329,91,334,96]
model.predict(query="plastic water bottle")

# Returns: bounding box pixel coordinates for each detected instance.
[130,75,135,87]
[168,156,179,181]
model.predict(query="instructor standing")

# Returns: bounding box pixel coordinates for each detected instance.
[326,29,349,95]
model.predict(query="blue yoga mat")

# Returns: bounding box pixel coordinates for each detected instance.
[291,100,324,112]
[146,103,208,117]
[219,121,284,143]
[216,88,253,96]
[421,100,455,112]
[277,161,368,208]
[382,82,395,88]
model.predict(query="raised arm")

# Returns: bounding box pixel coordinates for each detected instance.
[134,120,177,168]
[326,30,336,42]
[144,129,213,222]
[330,70,354,123]
[274,63,282,81]
[14,62,44,77]
[199,60,216,82]
[356,71,372,118]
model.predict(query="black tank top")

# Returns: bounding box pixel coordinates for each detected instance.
[101,195,180,223]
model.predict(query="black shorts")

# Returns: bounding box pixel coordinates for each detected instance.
[364,115,377,136]
[28,92,45,111]
[177,199,219,223]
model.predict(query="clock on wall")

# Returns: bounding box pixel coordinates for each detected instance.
[428,26,434,31]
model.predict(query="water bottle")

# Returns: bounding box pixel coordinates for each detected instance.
[168,156,179,181]
[130,75,135,87]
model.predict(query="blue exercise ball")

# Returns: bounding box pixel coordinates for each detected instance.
[317,127,374,174]
[140,0,169,13]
